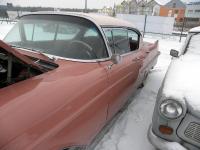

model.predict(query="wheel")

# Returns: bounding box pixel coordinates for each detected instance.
[138,71,149,89]
[138,82,144,89]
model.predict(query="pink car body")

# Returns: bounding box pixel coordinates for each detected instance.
[0,12,159,150]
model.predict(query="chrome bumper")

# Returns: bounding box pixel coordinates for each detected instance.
[148,124,187,150]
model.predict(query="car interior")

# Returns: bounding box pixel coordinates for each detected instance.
[15,36,108,60]
[129,37,139,51]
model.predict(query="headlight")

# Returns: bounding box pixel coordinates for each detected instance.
[160,99,183,119]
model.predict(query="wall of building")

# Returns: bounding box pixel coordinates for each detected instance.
[159,6,185,22]
[185,4,200,18]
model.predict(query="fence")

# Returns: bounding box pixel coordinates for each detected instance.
[116,14,189,42]
[117,14,175,34]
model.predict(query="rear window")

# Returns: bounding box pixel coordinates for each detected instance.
[4,15,108,60]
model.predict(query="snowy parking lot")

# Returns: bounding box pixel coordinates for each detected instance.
[95,37,184,150]
[0,23,184,150]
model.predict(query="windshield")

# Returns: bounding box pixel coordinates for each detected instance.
[186,33,200,55]
[4,15,108,60]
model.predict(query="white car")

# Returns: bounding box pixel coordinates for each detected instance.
[148,26,200,150]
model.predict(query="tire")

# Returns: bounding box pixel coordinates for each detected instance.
[138,71,149,89]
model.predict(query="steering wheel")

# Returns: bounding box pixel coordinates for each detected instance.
[67,40,97,59]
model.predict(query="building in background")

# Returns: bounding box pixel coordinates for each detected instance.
[144,0,162,16]
[115,0,158,15]
[185,1,200,28]
[136,0,166,15]
[128,0,138,14]
[114,0,186,19]
[115,0,131,14]
[185,1,200,18]
[159,0,186,22]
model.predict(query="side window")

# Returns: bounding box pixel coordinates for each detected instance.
[84,28,98,37]
[128,30,140,51]
[57,24,80,40]
[24,24,34,41]
[112,28,130,55]
[33,23,57,41]
[103,28,115,53]
[4,24,21,43]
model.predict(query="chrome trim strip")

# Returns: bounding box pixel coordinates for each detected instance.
[16,47,111,63]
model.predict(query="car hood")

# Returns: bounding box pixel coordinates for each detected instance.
[0,40,47,73]
[0,55,104,149]
[162,53,200,117]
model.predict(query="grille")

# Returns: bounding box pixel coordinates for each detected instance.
[185,122,200,143]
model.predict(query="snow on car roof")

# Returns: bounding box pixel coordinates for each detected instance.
[189,26,200,33]
[186,33,200,55]
[20,11,135,28]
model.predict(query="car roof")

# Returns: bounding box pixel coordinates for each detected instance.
[189,26,200,33]
[20,11,135,28]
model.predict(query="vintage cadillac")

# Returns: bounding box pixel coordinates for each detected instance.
[148,26,200,150]
[0,12,159,150]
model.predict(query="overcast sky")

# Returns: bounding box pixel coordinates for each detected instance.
[1,0,192,9]
[1,0,126,9]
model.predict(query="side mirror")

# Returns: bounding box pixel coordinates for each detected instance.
[170,49,179,57]
[111,54,122,64]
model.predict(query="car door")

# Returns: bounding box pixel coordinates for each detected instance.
[128,29,146,87]
[100,28,141,121]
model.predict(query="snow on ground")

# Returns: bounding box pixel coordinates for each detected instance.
[95,37,184,150]
[0,24,185,150]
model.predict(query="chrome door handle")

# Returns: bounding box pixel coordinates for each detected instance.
[107,64,114,70]
[132,58,140,62]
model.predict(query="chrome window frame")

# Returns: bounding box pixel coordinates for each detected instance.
[102,26,142,57]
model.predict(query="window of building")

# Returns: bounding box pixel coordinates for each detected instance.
[188,10,194,13]
[173,3,176,8]
[174,9,179,14]
[195,10,200,13]
[187,18,199,21]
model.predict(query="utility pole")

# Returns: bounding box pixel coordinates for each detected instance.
[179,17,186,43]
[113,3,116,17]
[84,0,88,13]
